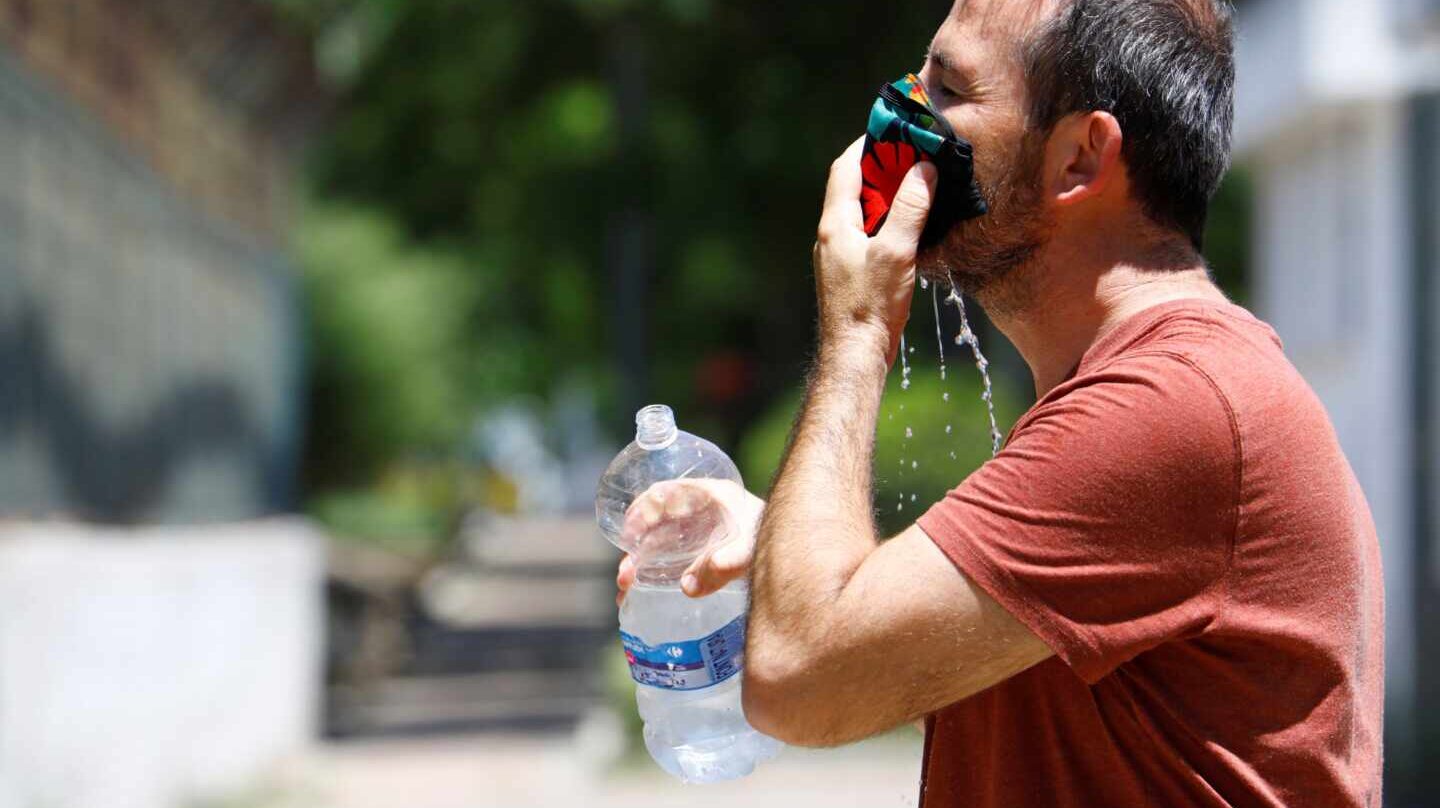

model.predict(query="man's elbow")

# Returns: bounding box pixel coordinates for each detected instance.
[741,653,837,747]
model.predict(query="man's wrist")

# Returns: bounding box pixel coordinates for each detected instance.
[817,322,892,378]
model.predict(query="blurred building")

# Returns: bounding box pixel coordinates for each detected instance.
[1234,0,1440,802]
[0,2,324,807]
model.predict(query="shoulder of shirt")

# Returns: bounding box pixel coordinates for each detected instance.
[1021,325,1243,463]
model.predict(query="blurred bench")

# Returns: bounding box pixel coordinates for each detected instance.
[326,515,621,737]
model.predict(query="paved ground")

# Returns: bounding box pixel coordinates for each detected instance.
[297,726,924,808]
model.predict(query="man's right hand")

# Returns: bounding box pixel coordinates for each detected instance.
[615,478,764,604]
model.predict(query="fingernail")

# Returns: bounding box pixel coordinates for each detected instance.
[681,574,698,595]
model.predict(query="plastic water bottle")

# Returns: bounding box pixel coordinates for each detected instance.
[595,404,783,783]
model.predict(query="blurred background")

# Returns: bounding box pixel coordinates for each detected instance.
[0,0,1434,806]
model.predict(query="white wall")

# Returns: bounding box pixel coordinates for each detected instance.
[0,520,324,808]
[1235,0,1411,152]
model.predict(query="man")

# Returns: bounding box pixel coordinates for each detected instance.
[618,0,1384,805]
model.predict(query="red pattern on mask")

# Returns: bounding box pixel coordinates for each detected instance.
[860,139,924,236]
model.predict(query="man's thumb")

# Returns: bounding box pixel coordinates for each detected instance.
[875,161,938,255]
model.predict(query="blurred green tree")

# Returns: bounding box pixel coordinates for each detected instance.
[281,0,951,479]
[277,0,1248,512]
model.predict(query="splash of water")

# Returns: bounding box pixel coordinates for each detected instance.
[945,272,1003,456]
[898,333,912,390]
[896,331,911,509]
[931,284,947,381]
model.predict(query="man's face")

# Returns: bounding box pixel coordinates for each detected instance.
[915,1,1055,298]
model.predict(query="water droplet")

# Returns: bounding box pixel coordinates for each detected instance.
[900,378,910,390]
[945,424,952,434]
[908,345,916,354]
[949,451,957,459]
[919,277,929,289]
[910,493,916,502]
[897,503,903,512]
[904,427,913,438]
[942,392,950,402]
[911,460,918,469]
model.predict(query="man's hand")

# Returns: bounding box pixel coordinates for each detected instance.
[615,479,763,604]
[815,136,938,366]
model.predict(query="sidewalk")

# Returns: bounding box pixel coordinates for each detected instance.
[302,728,924,808]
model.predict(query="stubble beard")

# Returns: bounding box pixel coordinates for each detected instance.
[916,131,1052,320]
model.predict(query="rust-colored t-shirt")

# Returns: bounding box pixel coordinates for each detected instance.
[916,299,1384,807]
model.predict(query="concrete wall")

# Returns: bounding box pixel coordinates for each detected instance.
[0,44,303,525]
[0,520,325,808]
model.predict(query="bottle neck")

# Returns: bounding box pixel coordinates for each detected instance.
[635,404,678,450]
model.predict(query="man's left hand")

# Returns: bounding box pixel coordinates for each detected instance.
[813,136,938,366]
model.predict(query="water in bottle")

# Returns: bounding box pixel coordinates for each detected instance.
[595,404,783,783]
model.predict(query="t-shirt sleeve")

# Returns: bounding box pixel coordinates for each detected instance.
[917,351,1240,684]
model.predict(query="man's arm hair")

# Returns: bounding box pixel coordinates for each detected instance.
[742,333,1053,747]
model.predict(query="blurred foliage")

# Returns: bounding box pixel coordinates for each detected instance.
[282,0,954,493]
[739,323,1023,536]
[279,0,1250,520]
[308,461,487,557]
[296,204,478,487]
[1205,167,1253,304]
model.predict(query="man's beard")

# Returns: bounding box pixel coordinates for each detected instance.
[916,132,1051,310]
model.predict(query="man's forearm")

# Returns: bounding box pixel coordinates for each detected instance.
[747,328,889,679]
[741,141,940,745]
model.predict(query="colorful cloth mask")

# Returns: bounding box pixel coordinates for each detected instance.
[860,73,988,237]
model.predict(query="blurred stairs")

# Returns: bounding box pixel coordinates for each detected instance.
[325,516,621,737]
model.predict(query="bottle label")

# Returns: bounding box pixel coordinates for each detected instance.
[619,613,745,691]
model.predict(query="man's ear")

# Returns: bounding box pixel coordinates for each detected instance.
[1046,111,1123,205]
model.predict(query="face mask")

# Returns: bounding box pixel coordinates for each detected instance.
[860,73,988,238]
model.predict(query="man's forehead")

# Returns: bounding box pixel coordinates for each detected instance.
[945,0,1056,42]
[929,0,1054,73]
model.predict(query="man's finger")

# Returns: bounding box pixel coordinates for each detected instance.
[709,533,753,574]
[681,550,730,598]
[821,136,867,231]
[871,161,938,264]
[616,554,635,606]
[628,488,665,529]
[663,487,696,519]
[680,533,753,597]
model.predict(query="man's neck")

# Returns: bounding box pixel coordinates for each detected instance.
[979,229,1228,399]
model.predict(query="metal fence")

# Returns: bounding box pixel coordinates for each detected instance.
[0,49,301,524]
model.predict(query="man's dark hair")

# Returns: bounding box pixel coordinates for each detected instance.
[1021,0,1235,250]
